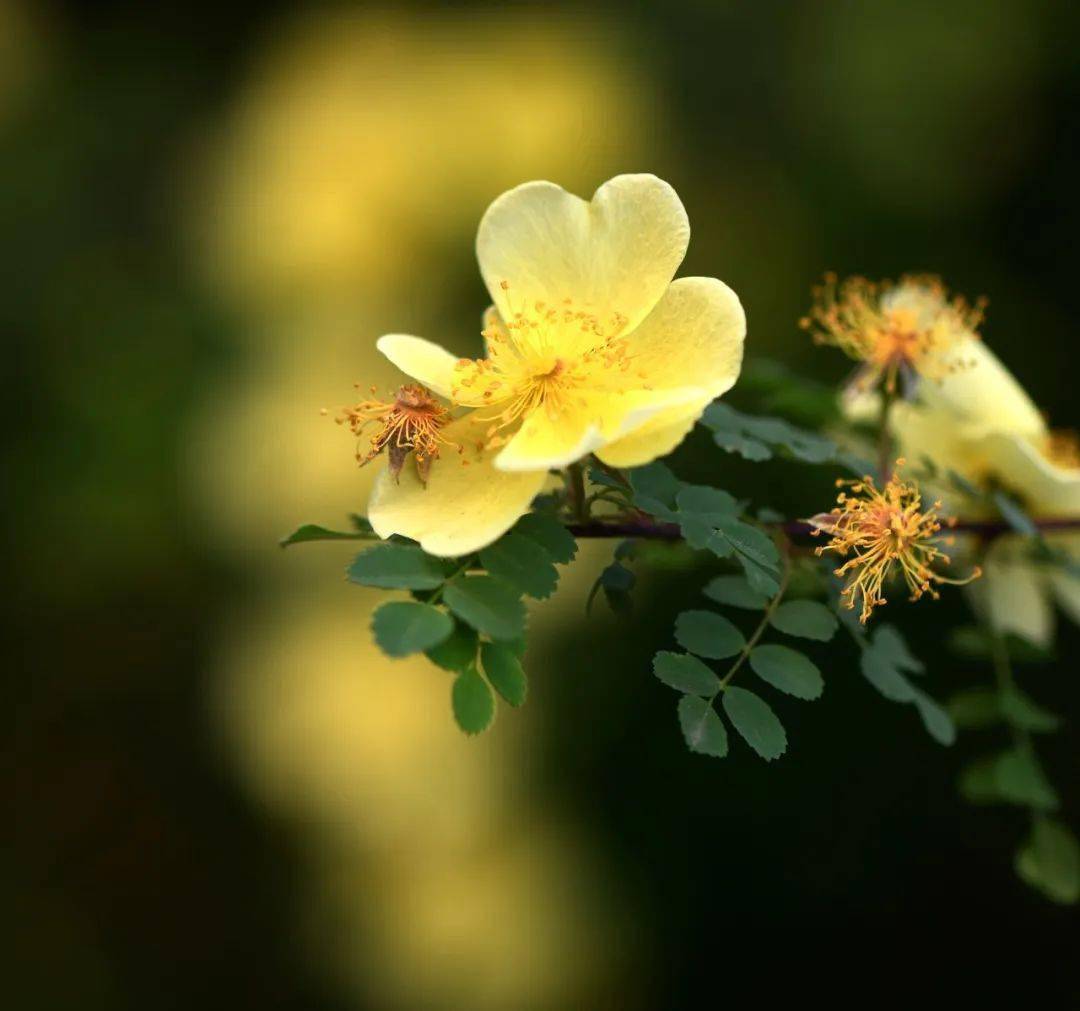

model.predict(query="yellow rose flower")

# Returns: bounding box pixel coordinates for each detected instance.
[888,344,1080,647]
[365,174,747,556]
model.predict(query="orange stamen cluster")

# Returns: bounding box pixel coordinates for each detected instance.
[449,281,636,449]
[800,273,985,393]
[337,383,456,483]
[811,462,981,623]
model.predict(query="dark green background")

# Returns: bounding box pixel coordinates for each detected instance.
[7,1,1078,1006]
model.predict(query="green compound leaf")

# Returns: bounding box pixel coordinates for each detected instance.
[748,644,824,700]
[700,401,839,465]
[1015,818,1080,905]
[722,686,787,761]
[995,749,1060,812]
[677,695,729,757]
[443,575,526,641]
[451,668,495,735]
[674,610,746,660]
[481,641,528,707]
[513,512,577,564]
[653,651,721,696]
[628,461,681,518]
[1000,687,1061,733]
[347,543,450,590]
[280,523,373,547]
[675,485,739,524]
[425,621,479,673]
[703,574,769,610]
[371,601,454,658]
[480,534,558,599]
[768,600,838,641]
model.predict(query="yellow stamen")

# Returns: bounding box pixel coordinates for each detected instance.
[450,280,631,448]
[800,273,985,393]
[810,461,981,623]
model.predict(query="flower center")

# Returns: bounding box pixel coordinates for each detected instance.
[801,274,984,393]
[449,281,635,447]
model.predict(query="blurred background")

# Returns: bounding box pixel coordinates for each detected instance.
[7,1,1079,1006]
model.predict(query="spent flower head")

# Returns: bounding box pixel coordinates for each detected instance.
[337,383,455,484]
[811,461,981,623]
[801,273,984,395]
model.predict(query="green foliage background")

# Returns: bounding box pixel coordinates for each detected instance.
[6,0,1079,1007]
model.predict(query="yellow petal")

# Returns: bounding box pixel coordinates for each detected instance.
[980,431,1080,516]
[594,277,745,466]
[975,539,1054,648]
[593,404,705,468]
[923,340,1046,438]
[367,414,547,556]
[376,334,459,398]
[476,174,689,337]
[493,387,701,473]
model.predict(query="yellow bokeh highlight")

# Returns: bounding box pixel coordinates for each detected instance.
[188,6,657,1005]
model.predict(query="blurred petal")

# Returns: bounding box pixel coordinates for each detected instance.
[981,431,1080,515]
[476,174,689,336]
[377,334,460,398]
[367,415,546,556]
[976,540,1054,648]
[923,340,1045,438]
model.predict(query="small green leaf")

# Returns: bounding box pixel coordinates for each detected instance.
[768,600,838,641]
[628,462,681,517]
[1000,688,1061,733]
[674,610,745,660]
[737,553,781,597]
[995,749,1060,811]
[713,517,781,571]
[712,429,773,461]
[452,668,495,735]
[911,688,956,746]
[1015,818,1080,904]
[947,688,1002,729]
[346,543,449,590]
[280,523,372,547]
[677,695,729,757]
[676,485,739,524]
[748,644,824,700]
[481,641,528,707]
[443,575,526,641]
[480,534,558,599]
[872,625,924,674]
[425,621,479,672]
[371,602,454,657]
[513,512,577,564]
[703,575,769,610]
[860,648,916,702]
[653,651,721,696]
[722,687,787,760]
